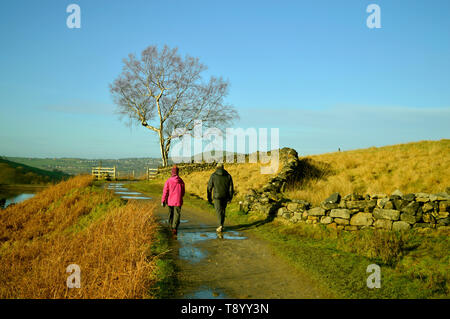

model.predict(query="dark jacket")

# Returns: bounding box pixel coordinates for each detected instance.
[207,168,234,202]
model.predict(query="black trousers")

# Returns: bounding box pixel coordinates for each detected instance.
[168,206,182,230]
[214,198,228,227]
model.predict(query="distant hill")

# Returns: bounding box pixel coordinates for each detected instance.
[4,157,163,178]
[0,158,70,185]
[4,153,245,178]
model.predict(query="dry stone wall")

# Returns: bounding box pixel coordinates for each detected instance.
[276,191,450,232]
[240,148,302,215]
[240,148,450,232]
[156,162,218,178]
[155,148,450,232]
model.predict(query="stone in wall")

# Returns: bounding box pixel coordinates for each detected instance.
[403,193,416,201]
[392,221,410,231]
[335,218,350,225]
[350,212,374,226]
[346,200,370,211]
[374,219,393,230]
[343,194,364,201]
[391,189,403,197]
[422,213,436,224]
[286,201,310,212]
[400,213,417,224]
[437,217,450,226]
[401,202,421,215]
[415,193,431,202]
[324,192,341,204]
[320,193,341,210]
[439,201,449,212]
[320,216,333,224]
[393,199,409,210]
[373,208,400,221]
[308,207,326,216]
[377,198,390,208]
[330,209,350,219]
[371,193,388,199]
[422,202,435,212]
[277,207,287,217]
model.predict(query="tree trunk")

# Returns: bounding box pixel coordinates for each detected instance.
[162,150,168,167]
[158,131,168,167]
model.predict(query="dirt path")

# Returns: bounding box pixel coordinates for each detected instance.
[108,182,332,299]
[154,204,332,299]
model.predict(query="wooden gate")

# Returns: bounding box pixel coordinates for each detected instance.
[147,168,158,180]
[91,166,116,180]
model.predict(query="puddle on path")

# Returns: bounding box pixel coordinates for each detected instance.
[178,230,247,264]
[162,219,189,224]
[180,230,247,242]
[222,231,248,240]
[120,195,152,200]
[184,287,227,299]
[179,246,207,263]
[115,191,142,195]
[109,188,129,192]
[105,183,152,200]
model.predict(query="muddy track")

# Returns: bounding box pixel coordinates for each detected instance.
[154,205,333,299]
[107,182,332,299]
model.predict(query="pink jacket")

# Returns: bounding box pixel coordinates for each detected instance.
[161,175,185,207]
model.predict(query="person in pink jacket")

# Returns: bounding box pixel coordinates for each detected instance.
[161,165,185,235]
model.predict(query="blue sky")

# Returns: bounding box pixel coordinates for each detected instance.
[0,0,449,159]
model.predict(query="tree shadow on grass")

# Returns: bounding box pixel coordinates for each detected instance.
[285,158,334,190]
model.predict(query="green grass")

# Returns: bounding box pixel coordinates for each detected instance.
[130,179,450,299]
[149,226,178,299]
[248,222,444,298]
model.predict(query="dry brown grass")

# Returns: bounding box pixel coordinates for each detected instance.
[285,139,450,205]
[0,175,108,243]
[0,175,158,299]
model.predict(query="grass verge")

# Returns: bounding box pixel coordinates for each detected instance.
[149,226,179,299]
[0,175,160,299]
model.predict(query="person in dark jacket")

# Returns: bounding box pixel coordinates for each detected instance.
[207,163,234,233]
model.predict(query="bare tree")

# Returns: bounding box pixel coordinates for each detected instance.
[110,45,238,167]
